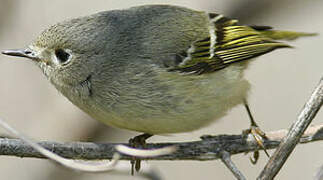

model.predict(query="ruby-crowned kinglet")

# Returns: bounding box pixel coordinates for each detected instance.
[2,5,314,134]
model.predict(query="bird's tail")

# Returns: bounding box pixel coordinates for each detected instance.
[251,25,317,41]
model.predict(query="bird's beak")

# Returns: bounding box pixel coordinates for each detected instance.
[1,48,40,61]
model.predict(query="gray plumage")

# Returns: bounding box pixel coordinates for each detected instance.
[2,5,313,134]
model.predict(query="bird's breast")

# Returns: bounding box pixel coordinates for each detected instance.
[73,63,251,134]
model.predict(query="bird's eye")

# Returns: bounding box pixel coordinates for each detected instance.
[54,49,71,64]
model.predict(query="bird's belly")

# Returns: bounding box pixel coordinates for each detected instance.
[85,65,250,134]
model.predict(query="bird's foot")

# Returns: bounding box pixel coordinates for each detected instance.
[243,99,270,164]
[128,133,153,175]
[243,125,270,164]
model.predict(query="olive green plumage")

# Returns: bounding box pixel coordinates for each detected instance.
[1,5,315,134]
[170,14,314,74]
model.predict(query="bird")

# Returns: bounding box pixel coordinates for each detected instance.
[1,4,315,172]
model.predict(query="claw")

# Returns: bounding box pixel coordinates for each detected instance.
[128,133,153,175]
[243,99,271,162]
[250,150,259,164]
[250,126,270,158]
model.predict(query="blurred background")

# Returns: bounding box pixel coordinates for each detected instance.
[0,0,322,179]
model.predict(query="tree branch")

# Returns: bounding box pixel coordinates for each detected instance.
[0,124,321,161]
[258,77,323,180]
[220,151,246,180]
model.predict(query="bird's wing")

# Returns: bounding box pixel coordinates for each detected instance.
[169,14,290,74]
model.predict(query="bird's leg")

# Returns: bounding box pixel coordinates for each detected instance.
[243,99,270,164]
[128,133,153,175]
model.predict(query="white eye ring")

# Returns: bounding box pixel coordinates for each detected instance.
[52,48,72,65]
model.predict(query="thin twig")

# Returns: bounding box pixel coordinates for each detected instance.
[258,78,323,180]
[0,117,121,172]
[220,151,246,180]
[0,124,321,161]
[315,164,323,180]
[115,144,177,157]
[0,117,168,179]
